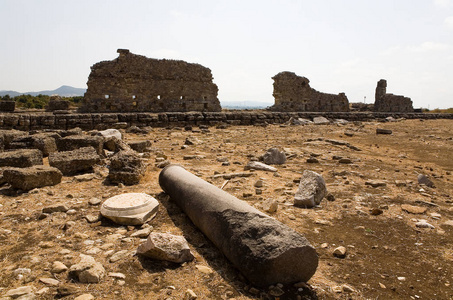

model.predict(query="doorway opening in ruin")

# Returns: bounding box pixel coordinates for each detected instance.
[105,95,110,99]
[157,95,161,100]
[204,103,208,110]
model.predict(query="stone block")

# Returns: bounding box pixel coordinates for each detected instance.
[3,165,62,190]
[57,135,104,155]
[0,149,43,167]
[108,150,146,185]
[49,147,100,175]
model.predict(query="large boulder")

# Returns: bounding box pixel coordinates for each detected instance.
[0,129,28,150]
[108,150,146,185]
[3,166,62,190]
[262,148,286,165]
[294,170,327,208]
[0,149,43,167]
[49,147,100,175]
[137,232,194,263]
[128,140,151,153]
[56,135,104,155]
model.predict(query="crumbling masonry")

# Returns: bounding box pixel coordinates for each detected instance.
[374,79,413,112]
[269,72,349,112]
[80,49,221,113]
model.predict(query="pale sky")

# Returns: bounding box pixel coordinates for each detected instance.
[1,0,453,108]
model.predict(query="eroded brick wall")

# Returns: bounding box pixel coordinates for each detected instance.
[269,72,349,112]
[81,49,221,113]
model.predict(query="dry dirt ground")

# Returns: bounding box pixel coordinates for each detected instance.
[0,118,452,300]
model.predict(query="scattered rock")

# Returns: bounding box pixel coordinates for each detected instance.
[185,289,198,299]
[333,246,347,258]
[195,265,214,274]
[39,277,60,286]
[137,232,194,263]
[131,226,153,238]
[4,286,35,298]
[294,170,327,208]
[57,135,104,155]
[313,116,330,125]
[401,204,427,214]
[262,199,278,213]
[418,174,435,188]
[376,128,392,135]
[51,261,68,273]
[262,148,286,165]
[365,180,387,188]
[100,193,159,225]
[244,161,277,172]
[69,254,105,283]
[96,128,122,140]
[109,250,130,263]
[415,219,435,229]
[128,140,151,152]
[42,204,69,214]
[88,197,102,206]
[74,294,95,300]
[306,157,319,163]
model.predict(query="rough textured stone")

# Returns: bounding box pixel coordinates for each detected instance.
[294,170,327,208]
[108,150,146,185]
[96,128,122,140]
[270,72,349,112]
[244,161,277,172]
[418,174,435,188]
[262,148,286,165]
[313,116,330,124]
[100,193,159,225]
[376,128,393,135]
[3,166,62,190]
[0,149,43,167]
[8,133,58,156]
[69,254,105,283]
[128,140,151,153]
[81,49,221,113]
[56,135,104,155]
[159,165,318,286]
[4,286,35,298]
[49,147,100,175]
[401,204,427,214]
[137,232,194,263]
[374,79,413,112]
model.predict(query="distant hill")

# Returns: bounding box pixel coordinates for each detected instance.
[221,101,273,110]
[0,85,86,97]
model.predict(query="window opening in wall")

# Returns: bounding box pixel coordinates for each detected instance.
[180,96,185,100]
[204,103,208,109]
[105,95,110,99]
[157,95,161,100]
[203,96,207,100]
[132,95,136,99]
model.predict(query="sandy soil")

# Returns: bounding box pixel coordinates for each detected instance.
[0,118,452,300]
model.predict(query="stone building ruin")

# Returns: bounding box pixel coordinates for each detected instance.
[374,79,413,112]
[269,72,349,112]
[80,49,221,113]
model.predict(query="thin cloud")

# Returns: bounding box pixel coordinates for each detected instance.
[444,16,453,30]
[433,0,451,8]
[407,41,450,52]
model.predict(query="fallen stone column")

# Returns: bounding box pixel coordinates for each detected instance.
[159,164,318,287]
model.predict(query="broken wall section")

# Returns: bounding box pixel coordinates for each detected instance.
[269,72,349,112]
[374,79,413,112]
[81,49,221,113]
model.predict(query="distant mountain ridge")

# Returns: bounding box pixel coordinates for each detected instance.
[0,85,86,97]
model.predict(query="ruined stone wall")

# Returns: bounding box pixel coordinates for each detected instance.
[374,79,413,112]
[81,49,221,113]
[269,72,349,112]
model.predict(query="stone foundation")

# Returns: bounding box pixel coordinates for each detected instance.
[0,111,450,131]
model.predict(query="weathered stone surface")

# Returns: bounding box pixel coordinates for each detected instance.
[108,150,146,185]
[81,49,221,113]
[418,174,434,188]
[128,140,151,152]
[244,161,277,172]
[49,147,100,175]
[69,254,105,283]
[0,100,15,112]
[46,96,71,111]
[4,286,35,298]
[159,165,318,286]
[401,204,427,214]
[42,204,69,214]
[8,133,58,156]
[262,148,286,165]
[137,232,194,263]
[374,79,413,112]
[96,128,122,140]
[56,135,104,155]
[365,180,387,187]
[270,72,349,112]
[289,117,312,125]
[294,170,327,208]
[51,261,68,273]
[376,128,392,135]
[3,165,62,190]
[100,193,159,225]
[313,116,330,125]
[333,246,347,258]
[0,149,43,167]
